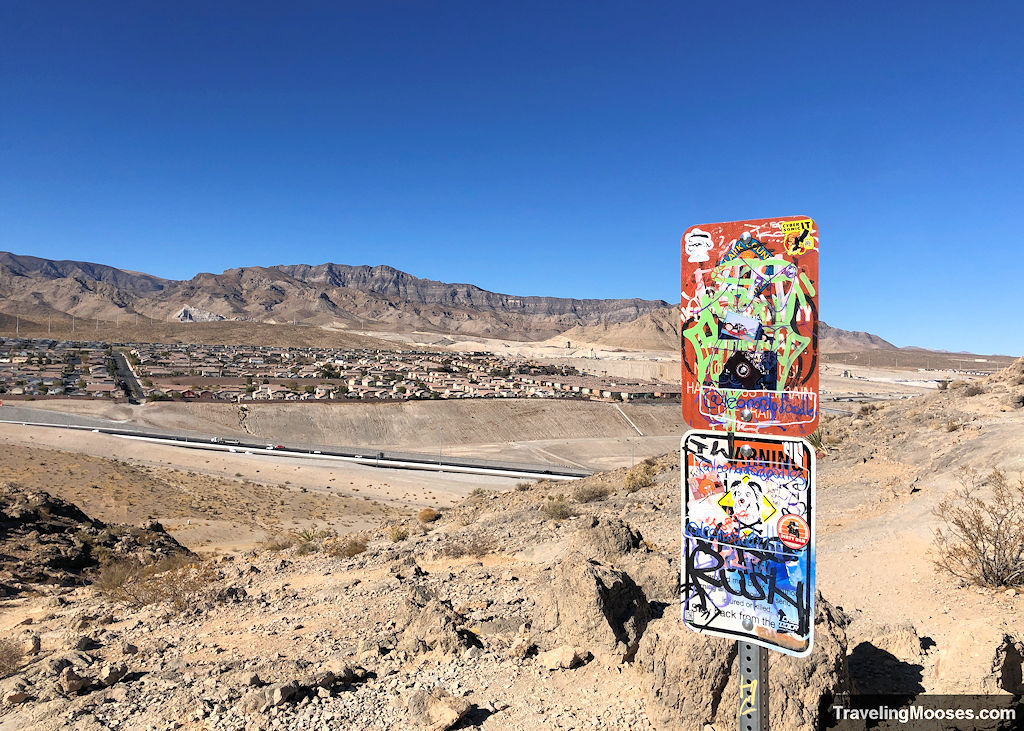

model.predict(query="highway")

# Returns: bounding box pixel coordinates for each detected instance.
[0,404,590,481]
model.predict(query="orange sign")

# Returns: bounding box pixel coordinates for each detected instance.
[681,216,819,435]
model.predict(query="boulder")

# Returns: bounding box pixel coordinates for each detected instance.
[58,666,90,695]
[1,676,31,705]
[407,687,473,730]
[97,663,127,687]
[538,645,584,671]
[847,622,925,694]
[396,588,471,656]
[534,553,650,663]
[573,516,644,558]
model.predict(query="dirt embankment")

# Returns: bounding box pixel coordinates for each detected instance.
[24,399,686,451]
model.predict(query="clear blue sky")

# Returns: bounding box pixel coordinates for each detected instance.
[1,2,1021,354]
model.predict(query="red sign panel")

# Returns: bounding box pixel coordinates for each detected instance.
[681,216,819,435]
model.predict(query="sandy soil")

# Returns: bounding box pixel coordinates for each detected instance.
[0,423,521,553]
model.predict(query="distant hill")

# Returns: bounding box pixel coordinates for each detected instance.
[818,322,897,352]
[0,253,668,341]
[559,308,897,353]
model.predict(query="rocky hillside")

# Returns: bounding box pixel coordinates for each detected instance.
[0,458,858,730]
[0,483,192,599]
[0,253,668,341]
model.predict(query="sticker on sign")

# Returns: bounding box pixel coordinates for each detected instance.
[681,216,819,435]
[681,430,816,657]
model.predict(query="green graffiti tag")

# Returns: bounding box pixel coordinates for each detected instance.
[682,257,816,389]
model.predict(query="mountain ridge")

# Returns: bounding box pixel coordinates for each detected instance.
[1,251,899,351]
[0,252,668,341]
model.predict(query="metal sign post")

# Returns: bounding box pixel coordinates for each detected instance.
[738,640,769,731]
[680,217,820,731]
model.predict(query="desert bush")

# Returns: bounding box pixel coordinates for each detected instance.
[933,468,1024,587]
[470,487,487,497]
[0,638,23,678]
[417,508,441,523]
[325,534,368,559]
[946,420,961,432]
[94,555,216,611]
[573,484,609,503]
[964,384,984,397]
[296,526,333,543]
[515,482,532,491]
[806,429,826,453]
[388,525,409,543]
[541,494,575,520]
[624,462,656,493]
[859,403,878,416]
[937,379,951,391]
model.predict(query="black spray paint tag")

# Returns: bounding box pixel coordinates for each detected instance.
[681,430,816,657]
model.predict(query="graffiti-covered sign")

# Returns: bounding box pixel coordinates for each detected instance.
[681,430,815,657]
[681,217,819,435]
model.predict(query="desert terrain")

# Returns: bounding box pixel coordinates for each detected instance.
[1,327,1022,729]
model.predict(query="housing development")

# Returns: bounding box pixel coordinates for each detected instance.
[0,337,681,404]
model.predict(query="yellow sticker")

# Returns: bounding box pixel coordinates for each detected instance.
[779,219,814,233]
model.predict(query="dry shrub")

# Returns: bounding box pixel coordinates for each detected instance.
[0,637,23,678]
[933,468,1024,587]
[515,482,532,492]
[859,403,878,416]
[964,384,984,397]
[573,484,609,503]
[388,525,409,543]
[540,494,575,520]
[946,420,961,432]
[94,555,216,611]
[326,534,368,559]
[417,508,441,523]
[625,461,656,493]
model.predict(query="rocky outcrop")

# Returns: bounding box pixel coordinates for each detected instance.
[534,552,651,663]
[395,586,473,656]
[172,305,226,322]
[0,483,193,597]
[635,593,852,730]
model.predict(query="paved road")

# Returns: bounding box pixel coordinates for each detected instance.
[111,351,143,403]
